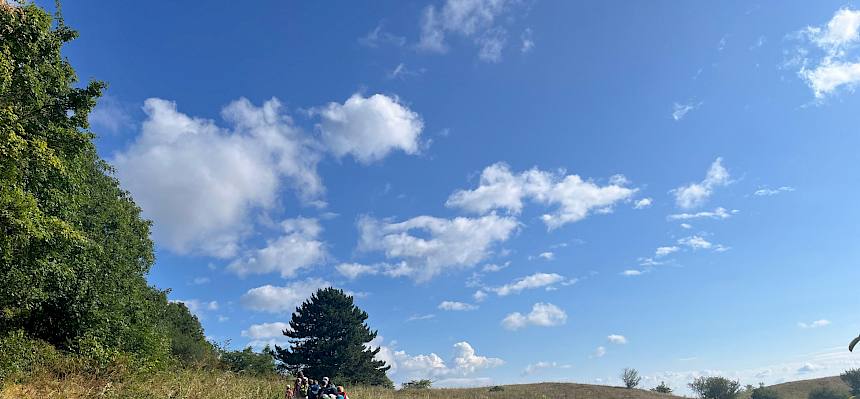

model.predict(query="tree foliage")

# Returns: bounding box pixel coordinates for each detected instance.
[651,381,673,394]
[0,2,207,369]
[840,368,860,396]
[273,288,392,388]
[621,368,641,389]
[402,379,433,390]
[221,346,276,375]
[688,376,741,399]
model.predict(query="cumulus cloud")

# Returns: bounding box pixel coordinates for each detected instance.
[793,8,860,98]
[113,98,323,258]
[89,95,133,134]
[240,278,331,313]
[492,272,566,296]
[671,158,730,209]
[473,290,488,302]
[798,319,831,329]
[446,163,636,229]
[502,302,567,330]
[336,262,381,279]
[439,301,478,311]
[668,207,737,221]
[315,94,424,164]
[655,246,680,257]
[357,214,518,281]
[418,0,522,62]
[371,338,503,384]
[607,334,628,344]
[634,198,653,209]
[677,235,728,252]
[241,322,290,339]
[228,217,326,277]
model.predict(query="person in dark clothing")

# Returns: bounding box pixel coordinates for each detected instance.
[320,377,338,399]
[309,380,321,399]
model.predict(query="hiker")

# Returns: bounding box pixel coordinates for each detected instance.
[309,379,321,399]
[295,375,308,399]
[336,385,349,399]
[320,377,338,399]
[284,383,293,399]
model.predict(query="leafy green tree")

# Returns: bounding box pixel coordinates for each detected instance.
[808,387,849,399]
[621,368,641,389]
[273,288,393,388]
[402,379,433,390]
[0,2,168,365]
[221,346,276,375]
[689,376,742,399]
[159,300,217,365]
[651,381,673,394]
[840,368,860,396]
[750,384,780,399]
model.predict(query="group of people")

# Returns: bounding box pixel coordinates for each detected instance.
[285,371,350,399]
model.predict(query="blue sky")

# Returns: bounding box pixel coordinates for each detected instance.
[43,0,860,392]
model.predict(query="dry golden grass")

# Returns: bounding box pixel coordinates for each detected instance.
[738,376,850,399]
[1,371,689,399]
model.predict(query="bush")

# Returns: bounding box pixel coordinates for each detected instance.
[808,387,849,399]
[622,368,641,389]
[651,381,673,394]
[750,384,780,399]
[488,385,505,392]
[689,376,741,399]
[840,368,860,396]
[402,379,433,389]
[220,346,276,375]
[0,331,62,383]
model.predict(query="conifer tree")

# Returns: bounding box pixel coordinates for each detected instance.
[274,288,393,388]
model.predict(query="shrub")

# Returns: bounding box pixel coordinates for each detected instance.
[402,379,433,389]
[489,385,505,392]
[0,331,61,383]
[622,368,641,389]
[689,376,741,399]
[840,368,860,396]
[750,384,780,399]
[220,346,276,375]
[651,381,673,394]
[808,387,849,399]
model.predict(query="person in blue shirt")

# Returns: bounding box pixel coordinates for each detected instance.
[308,379,321,399]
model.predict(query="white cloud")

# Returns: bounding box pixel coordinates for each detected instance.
[677,235,727,252]
[672,102,700,121]
[754,186,796,196]
[502,302,567,330]
[336,262,380,279]
[798,363,822,373]
[538,251,554,260]
[447,163,636,229]
[241,322,290,339]
[417,0,522,62]
[372,338,503,384]
[794,8,860,98]
[439,301,478,311]
[492,272,565,296]
[521,28,534,53]
[655,246,680,257]
[607,334,628,344]
[240,278,331,313]
[228,217,326,278]
[522,361,571,376]
[113,98,323,258]
[315,93,424,164]
[622,269,643,277]
[634,198,653,209]
[593,346,607,358]
[798,319,831,329]
[357,214,518,281]
[482,262,509,272]
[671,158,730,209]
[407,314,436,322]
[191,277,210,285]
[668,207,737,221]
[358,24,406,48]
[473,290,488,302]
[680,223,692,229]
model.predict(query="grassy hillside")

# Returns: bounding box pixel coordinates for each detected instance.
[0,370,687,399]
[745,376,851,399]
